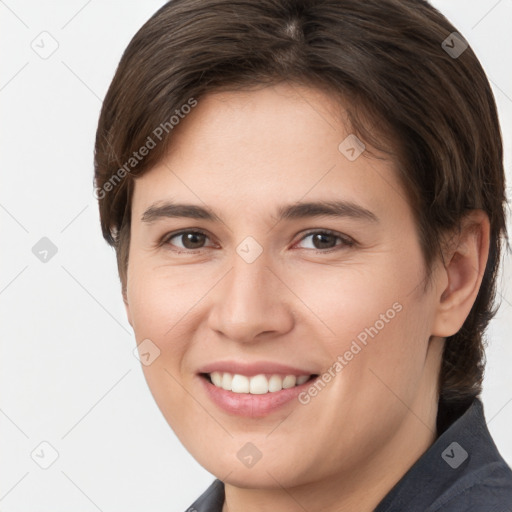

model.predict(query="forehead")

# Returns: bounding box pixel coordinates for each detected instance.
[131,83,408,222]
[167,83,349,156]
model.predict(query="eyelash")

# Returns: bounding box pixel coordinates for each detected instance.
[160,228,356,254]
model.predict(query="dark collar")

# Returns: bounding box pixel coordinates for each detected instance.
[186,397,512,511]
[374,397,512,511]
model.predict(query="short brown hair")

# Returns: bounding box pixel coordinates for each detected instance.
[94,0,508,409]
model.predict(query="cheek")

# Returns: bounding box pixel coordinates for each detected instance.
[126,265,206,431]
[126,264,207,398]
[290,264,416,353]
[304,247,433,388]
[127,262,203,336]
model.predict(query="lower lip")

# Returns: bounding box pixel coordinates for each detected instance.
[198,374,317,418]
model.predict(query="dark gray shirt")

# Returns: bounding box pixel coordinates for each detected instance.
[185,397,512,511]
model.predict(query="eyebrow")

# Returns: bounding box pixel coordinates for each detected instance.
[141,199,379,224]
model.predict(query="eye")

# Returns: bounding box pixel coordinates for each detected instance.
[163,230,214,252]
[294,229,355,252]
[161,228,355,254]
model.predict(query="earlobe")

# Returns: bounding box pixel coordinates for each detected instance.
[432,210,490,338]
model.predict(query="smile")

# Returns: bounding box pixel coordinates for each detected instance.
[204,371,316,394]
[198,372,320,418]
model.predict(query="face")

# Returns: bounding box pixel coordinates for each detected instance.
[125,82,444,489]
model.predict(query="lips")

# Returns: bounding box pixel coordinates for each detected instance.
[196,360,320,417]
[197,360,318,377]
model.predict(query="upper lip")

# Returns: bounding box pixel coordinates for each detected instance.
[197,360,318,377]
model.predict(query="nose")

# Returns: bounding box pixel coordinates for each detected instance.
[207,251,295,344]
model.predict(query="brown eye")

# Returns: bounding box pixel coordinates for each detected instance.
[311,232,337,250]
[165,230,211,251]
[295,230,355,251]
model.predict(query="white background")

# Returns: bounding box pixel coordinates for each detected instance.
[1,1,511,511]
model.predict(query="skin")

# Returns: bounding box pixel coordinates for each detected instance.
[123,82,490,511]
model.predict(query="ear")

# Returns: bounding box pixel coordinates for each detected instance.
[431,210,490,337]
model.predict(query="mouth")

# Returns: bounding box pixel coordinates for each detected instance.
[200,372,319,394]
[198,371,320,418]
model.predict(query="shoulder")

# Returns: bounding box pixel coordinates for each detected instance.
[427,460,512,511]
[184,479,224,512]
[375,397,512,512]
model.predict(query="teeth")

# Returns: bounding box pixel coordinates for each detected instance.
[249,374,268,394]
[268,375,282,392]
[296,375,309,385]
[232,374,250,393]
[282,375,296,388]
[221,372,232,391]
[208,372,312,394]
[210,371,223,387]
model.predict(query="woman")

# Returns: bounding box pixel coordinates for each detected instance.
[94,0,512,510]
